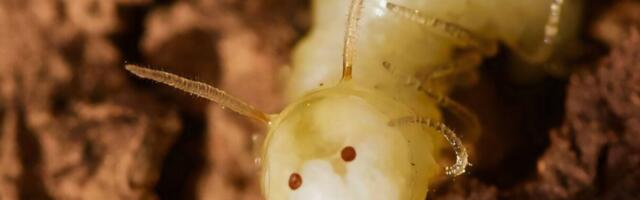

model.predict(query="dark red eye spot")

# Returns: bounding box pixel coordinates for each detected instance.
[341,146,356,162]
[289,173,302,190]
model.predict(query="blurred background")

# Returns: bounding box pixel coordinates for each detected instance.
[0,0,639,199]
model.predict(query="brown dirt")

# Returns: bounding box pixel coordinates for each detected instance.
[0,0,638,200]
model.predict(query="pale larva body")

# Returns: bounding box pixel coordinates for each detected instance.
[288,0,581,99]
[265,0,580,199]
[125,0,581,199]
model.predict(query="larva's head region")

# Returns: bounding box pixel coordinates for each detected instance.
[260,83,443,200]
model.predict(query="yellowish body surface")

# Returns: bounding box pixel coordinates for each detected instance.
[262,83,440,200]
[288,0,581,99]
[268,0,580,199]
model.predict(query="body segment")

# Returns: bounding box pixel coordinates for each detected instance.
[287,0,581,99]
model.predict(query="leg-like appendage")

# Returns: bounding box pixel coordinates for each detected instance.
[125,64,271,123]
[424,52,483,82]
[510,0,565,63]
[382,62,481,141]
[341,0,364,81]
[385,2,496,55]
[421,88,481,143]
[389,116,469,176]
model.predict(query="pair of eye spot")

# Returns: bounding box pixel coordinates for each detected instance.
[288,146,357,190]
[340,146,357,162]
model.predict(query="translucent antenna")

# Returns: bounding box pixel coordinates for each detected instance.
[509,0,565,63]
[341,0,364,81]
[386,2,491,52]
[422,88,481,143]
[125,64,270,124]
[389,116,469,176]
[381,61,481,142]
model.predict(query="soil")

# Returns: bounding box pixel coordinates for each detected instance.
[0,0,638,199]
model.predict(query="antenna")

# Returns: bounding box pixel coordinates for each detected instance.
[125,64,271,124]
[341,0,364,81]
[389,116,469,176]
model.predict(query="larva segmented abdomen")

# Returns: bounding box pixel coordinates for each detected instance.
[287,0,581,101]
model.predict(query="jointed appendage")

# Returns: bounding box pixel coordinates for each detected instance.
[510,0,565,63]
[421,88,481,142]
[341,0,364,81]
[385,2,495,55]
[382,62,481,142]
[389,116,469,176]
[424,52,483,81]
[125,64,270,123]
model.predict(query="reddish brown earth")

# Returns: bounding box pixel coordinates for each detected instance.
[0,0,638,199]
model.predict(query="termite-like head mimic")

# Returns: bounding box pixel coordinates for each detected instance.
[260,83,449,199]
[125,0,468,199]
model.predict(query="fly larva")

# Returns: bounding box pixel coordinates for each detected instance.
[126,0,580,199]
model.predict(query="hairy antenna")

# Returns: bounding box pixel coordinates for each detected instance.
[125,64,270,124]
[389,116,469,176]
[386,2,491,53]
[422,88,481,142]
[341,0,364,81]
[507,0,565,63]
[382,61,481,142]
